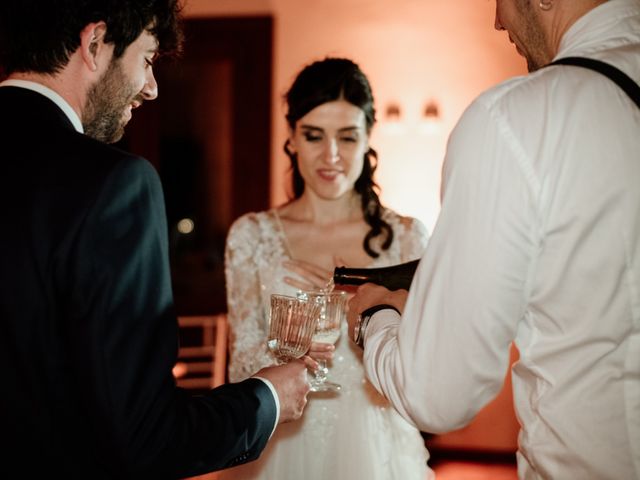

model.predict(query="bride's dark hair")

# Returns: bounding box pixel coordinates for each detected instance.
[283,57,393,258]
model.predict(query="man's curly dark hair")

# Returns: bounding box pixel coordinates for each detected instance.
[0,0,183,75]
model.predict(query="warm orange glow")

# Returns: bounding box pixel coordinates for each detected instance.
[185,0,526,233]
[272,1,526,233]
[172,362,188,378]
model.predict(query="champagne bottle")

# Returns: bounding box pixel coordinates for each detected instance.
[332,259,420,291]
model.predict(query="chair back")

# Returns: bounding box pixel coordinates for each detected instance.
[173,314,228,390]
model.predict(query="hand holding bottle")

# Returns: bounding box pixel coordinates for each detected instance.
[347,284,409,345]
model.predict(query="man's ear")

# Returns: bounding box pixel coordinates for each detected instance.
[79,22,109,73]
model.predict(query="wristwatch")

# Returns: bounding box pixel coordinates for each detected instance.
[353,304,400,349]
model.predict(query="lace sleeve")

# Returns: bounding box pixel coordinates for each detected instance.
[397,216,430,262]
[224,214,276,382]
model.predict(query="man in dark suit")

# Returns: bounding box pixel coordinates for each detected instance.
[0,1,311,478]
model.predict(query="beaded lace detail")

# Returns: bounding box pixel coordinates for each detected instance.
[222,208,432,480]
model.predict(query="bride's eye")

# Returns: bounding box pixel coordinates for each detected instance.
[304,132,322,142]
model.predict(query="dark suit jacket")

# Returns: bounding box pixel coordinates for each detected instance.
[0,86,277,479]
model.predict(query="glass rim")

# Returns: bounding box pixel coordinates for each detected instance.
[270,292,322,306]
[270,293,300,301]
[270,293,315,303]
[297,289,348,297]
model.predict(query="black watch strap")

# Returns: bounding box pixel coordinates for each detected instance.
[354,304,401,349]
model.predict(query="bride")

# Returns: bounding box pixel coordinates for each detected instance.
[219,57,433,480]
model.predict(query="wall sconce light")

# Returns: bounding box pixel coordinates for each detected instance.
[384,103,402,122]
[423,100,440,120]
[420,99,442,134]
[380,99,442,135]
[382,102,404,134]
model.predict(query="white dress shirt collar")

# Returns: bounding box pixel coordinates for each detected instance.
[557,0,640,59]
[0,79,84,133]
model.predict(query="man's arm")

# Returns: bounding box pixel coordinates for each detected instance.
[69,154,307,477]
[348,98,536,434]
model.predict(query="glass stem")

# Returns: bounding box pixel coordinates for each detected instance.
[314,359,329,383]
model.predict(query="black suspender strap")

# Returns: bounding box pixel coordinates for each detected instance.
[549,57,640,109]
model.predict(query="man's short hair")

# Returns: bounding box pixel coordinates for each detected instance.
[0,0,183,75]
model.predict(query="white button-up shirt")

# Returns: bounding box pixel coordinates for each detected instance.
[362,1,640,478]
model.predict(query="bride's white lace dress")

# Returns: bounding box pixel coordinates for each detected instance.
[219,208,434,480]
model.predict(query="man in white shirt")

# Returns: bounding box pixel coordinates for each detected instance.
[347,0,640,478]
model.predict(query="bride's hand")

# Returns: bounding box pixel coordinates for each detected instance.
[282,256,352,292]
[303,342,335,370]
[308,341,334,361]
[283,259,332,291]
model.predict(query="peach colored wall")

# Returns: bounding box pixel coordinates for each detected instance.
[184,0,526,233]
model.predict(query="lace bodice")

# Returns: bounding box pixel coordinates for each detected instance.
[224,207,428,383]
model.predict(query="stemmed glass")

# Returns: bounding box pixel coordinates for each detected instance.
[267,294,321,363]
[297,290,348,393]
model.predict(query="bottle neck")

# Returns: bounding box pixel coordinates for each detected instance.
[332,259,420,290]
[333,267,377,286]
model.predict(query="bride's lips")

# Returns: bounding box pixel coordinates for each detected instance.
[317,169,342,181]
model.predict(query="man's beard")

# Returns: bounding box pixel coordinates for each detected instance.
[83,59,138,144]
[516,0,550,72]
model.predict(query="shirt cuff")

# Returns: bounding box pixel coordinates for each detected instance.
[252,376,280,438]
[364,308,402,346]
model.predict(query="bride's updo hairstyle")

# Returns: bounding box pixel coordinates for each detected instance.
[283,57,393,258]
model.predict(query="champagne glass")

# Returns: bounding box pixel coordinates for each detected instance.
[267,294,321,363]
[297,290,348,393]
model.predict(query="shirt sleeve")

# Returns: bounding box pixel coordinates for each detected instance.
[252,376,280,437]
[362,97,538,433]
